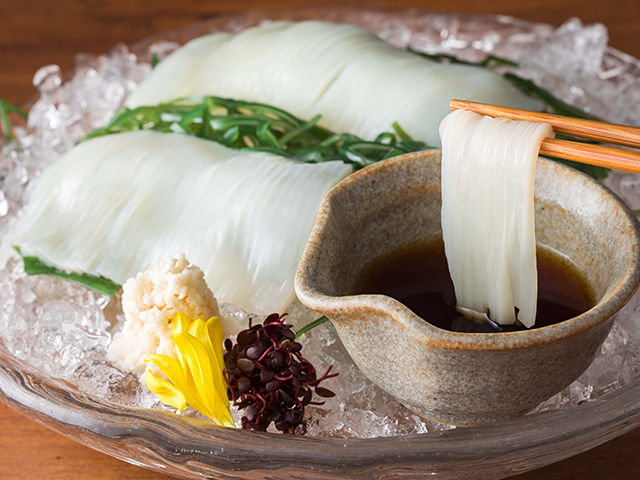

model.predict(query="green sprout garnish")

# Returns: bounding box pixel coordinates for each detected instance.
[83,96,433,170]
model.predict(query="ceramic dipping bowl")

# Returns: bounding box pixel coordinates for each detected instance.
[295,151,640,425]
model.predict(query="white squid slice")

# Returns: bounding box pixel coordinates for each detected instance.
[439,110,554,327]
[125,21,543,147]
[13,131,352,315]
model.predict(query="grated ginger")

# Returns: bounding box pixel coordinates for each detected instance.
[108,253,221,373]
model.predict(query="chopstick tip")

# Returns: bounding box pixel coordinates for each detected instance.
[449,99,462,110]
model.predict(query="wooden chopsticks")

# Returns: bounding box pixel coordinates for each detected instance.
[449,99,640,175]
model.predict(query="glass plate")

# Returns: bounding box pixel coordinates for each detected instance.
[2,5,640,480]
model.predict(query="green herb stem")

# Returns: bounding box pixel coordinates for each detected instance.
[408,50,518,69]
[295,315,330,338]
[0,98,29,143]
[5,102,29,119]
[0,101,13,142]
[84,96,432,170]
[392,122,412,141]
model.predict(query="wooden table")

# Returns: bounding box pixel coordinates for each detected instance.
[1,1,640,478]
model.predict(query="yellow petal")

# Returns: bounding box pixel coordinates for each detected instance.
[190,319,218,369]
[174,332,233,425]
[202,318,230,408]
[171,314,192,375]
[186,318,233,422]
[172,312,190,336]
[170,343,209,415]
[188,319,212,356]
[172,316,195,380]
[218,409,236,428]
[145,369,188,412]
[145,353,212,417]
[174,334,216,406]
[143,315,235,428]
[206,317,225,371]
[140,315,234,428]
[144,353,187,388]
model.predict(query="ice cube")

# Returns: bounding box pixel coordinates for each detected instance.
[33,65,62,95]
[577,322,628,397]
[533,380,594,413]
[73,361,128,399]
[518,18,607,79]
[622,342,640,385]
[614,289,640,343]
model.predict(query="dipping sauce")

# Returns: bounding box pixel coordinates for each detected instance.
[351,238,596,333]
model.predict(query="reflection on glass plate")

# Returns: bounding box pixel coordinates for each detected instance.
[1,5,640,479]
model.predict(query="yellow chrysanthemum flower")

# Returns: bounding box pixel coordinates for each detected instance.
[144,313,234,427]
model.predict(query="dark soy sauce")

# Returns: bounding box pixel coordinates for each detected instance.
[351,239,596,333]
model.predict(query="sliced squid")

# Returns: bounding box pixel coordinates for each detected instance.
[439,110,554,327]
[126,21,543,147]
[13,131,352,315]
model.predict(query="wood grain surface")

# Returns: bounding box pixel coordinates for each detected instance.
[1,1,640,479]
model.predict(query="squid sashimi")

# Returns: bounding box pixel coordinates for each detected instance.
[13,131,352,314]
[126,21,543,147]
[439,110,554,327]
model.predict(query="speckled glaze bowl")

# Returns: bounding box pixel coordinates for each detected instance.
[295,150,640,425]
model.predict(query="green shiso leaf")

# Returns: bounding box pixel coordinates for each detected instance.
[151,52,160,69]
[83,96,433,170]
[13,246,121,297]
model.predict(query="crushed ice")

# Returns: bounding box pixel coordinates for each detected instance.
[1,16,640,438]
[516,18,640,125]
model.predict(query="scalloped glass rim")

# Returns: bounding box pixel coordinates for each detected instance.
[2,5,640,480]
